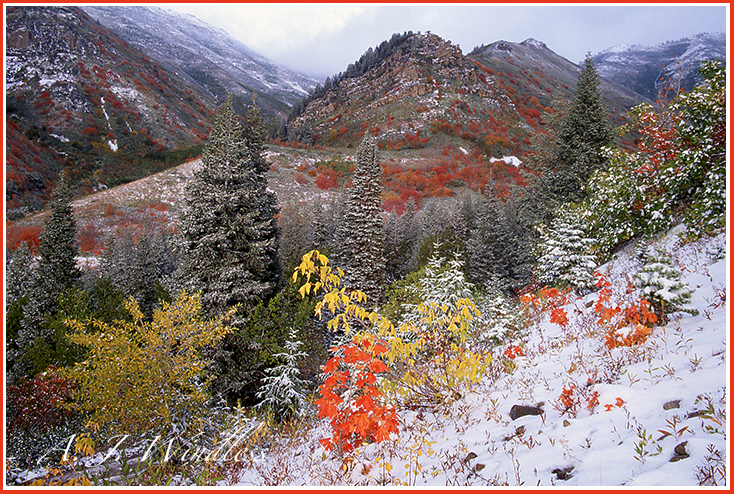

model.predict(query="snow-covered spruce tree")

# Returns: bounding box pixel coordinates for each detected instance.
[401,245,475,329]
[175,96,280,403]
[176,95,279,323]
[555,54,614,201]
[467,195,513,291]
[100,227,178,317]
[338,136,385,304]
[6,241,34,307]
[531,55,614,223]
[255,328,309,422]
[13,173,81,383]
[534,205,597,292]
[634,246,697,323]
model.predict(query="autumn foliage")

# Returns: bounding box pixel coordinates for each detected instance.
[316,335,399,453]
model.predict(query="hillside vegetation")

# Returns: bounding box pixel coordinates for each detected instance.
[3,16,727,487]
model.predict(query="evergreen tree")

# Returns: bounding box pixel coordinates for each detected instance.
[402,246,475,327]
[530,55,614,223]
[467,195,513,290]
[100,227,177,317]
[12,173,80,382]
[6,241,33,306]
[176,95,279,323]
[37,172,80,288]
[554,54,614,201]
[339,136,385,304]
[534,206,597,291]
[255,328,309,422]
[634,246,697,322]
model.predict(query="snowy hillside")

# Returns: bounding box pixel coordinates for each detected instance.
[7,217,727,488]
[228,226,727,487]
[592,32,726,101]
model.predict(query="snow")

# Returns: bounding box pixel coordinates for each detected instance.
[11,226,726,487]
[50,133,69,143]
[490,156,522,167]
[229,226,727,486]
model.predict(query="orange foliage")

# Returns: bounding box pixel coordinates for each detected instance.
[6,223,42,253]
[316,335,399,453]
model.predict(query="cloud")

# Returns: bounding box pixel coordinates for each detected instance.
[171,4,368,56]
[168,4,727,80]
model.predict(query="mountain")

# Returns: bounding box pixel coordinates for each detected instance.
[591,32,726,101]
[5,6,318,217]
[286,33,646,159]
[5,6,218,215]
[82,6,320,121]
[470,38,648,111]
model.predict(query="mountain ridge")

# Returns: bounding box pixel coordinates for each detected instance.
[591,32,726,100]
[81,5,320,121]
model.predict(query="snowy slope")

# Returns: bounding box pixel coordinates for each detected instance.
[234,225,727,487]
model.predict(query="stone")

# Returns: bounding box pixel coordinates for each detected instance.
[509,404,544,420]
[670,441,690,462]
[552,466,574,480]
[463,452,478,463]
[663,400,681,410]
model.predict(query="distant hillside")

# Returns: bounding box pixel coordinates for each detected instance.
[470,38,647,112]
[5,6,218,216]
[5,6,320,217]
[592,32,726,101]
[286,32,646,159]
[82,6,320,122]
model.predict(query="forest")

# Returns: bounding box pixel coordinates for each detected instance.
[4,59,726,486]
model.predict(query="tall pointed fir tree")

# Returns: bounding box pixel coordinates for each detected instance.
[12,172,81,383]
[532,54,614,222]
[534,206,597,292]
[177,95,279,323]
[338,136,386,304]
[175,96,280,403]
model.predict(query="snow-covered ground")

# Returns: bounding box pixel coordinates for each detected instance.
[10,226,725,487]
[234,226,727,487]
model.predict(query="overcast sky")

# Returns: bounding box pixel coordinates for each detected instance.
[168,3,728,80]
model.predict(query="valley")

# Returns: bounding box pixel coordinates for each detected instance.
[4,6,727,488]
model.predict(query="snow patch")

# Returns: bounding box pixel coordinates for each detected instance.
[50,133,69,143]
[490,155,522,167]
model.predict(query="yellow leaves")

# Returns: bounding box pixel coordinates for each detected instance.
[73,432,95,457]
[294,250,489,413]
[62,292,234,436]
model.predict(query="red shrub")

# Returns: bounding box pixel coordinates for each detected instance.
[6,223,42,253]
[7,366,76,432]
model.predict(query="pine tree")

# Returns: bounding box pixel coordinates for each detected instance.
[339,136,385,304]
[467,195,513,290]
[634,246,697,322]
[402,246,475,327]
[6,241,33,306]
[531,55,614,222]
[176,95,279,323]
[534,206,597,291]
[35,171,81,298]
[556,55,614,198]
[255,328,309,422]
[14,173,80,382]
[100,227,177,317]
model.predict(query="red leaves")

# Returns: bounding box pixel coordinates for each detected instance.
[7,366,76,432]
[549,306,569,327]
[604,397,626,412]
[503,345,525,360]
[522,286,569,328]
[316,335,398,453]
